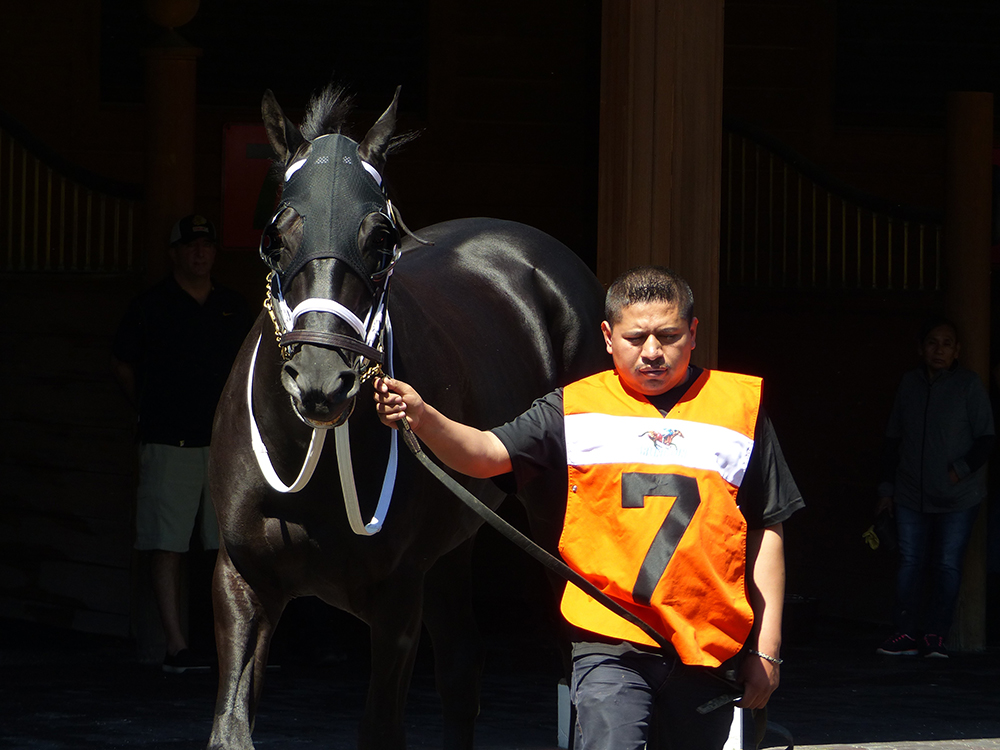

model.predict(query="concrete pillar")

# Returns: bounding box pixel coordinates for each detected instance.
[142,1,201,283]
[944,91,994,652]
[596,0,724,367]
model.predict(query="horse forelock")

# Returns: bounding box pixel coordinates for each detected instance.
[300,84,356,143]
[292,83,419,170]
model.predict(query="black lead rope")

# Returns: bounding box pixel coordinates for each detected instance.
[396,419,789,744]
[396,419,671,651]
[395,420,750,717]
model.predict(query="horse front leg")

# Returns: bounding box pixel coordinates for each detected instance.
[359,571,425,750]
[422,538,484,750]
[208,545,285,750]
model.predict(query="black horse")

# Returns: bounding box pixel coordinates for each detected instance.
[207,85,608,750]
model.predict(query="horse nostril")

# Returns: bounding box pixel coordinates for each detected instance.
[301,389,336,416]
[283,363,300,380]
[338,371,357,392]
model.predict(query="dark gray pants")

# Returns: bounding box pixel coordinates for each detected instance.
[571,647,740,750]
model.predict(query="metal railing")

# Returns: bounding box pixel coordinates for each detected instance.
[721,118,944,291]
[1,110,143,273]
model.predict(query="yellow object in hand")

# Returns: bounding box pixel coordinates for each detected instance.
[862,525,880,550]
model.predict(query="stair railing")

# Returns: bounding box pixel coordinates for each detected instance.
[722,117,944,292]
[1,109,143,273]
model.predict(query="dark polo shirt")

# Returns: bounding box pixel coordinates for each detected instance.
[113,275,253,447]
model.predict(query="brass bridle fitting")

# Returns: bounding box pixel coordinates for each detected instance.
[263,271,386,380]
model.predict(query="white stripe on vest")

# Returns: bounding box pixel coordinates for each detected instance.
[564,413,754,488]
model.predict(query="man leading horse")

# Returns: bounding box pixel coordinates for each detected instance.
[375,265,804,750]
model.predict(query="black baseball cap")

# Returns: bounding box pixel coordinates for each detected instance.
[170,214,217,246]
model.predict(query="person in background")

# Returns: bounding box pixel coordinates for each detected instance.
[375,266,803,750]
[113,214,252,673]
[876,316,994,658]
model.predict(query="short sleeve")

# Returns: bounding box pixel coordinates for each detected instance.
[737,409,804,529]
[491,389,567,492]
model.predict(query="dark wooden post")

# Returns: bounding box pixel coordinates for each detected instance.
[944,91,994,652]
[143,0,201,283]
[596,0,725,367]
[133,0,202,663]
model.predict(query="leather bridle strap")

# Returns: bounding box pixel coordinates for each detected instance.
[280,330,384,364]
[394,418,672,652]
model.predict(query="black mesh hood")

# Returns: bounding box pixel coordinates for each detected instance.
[277,134,388,288]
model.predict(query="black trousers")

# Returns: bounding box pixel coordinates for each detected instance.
[571,646,741,750]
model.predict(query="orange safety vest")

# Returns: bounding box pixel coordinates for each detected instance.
[559,368,761,667]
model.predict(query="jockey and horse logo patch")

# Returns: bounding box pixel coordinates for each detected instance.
[639,428,684,450]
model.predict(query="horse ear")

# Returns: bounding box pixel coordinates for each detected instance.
[358,86,400,175]
[262,89,305,165]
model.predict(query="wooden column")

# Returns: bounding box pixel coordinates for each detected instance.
[143,3,201,282]
[134,1,202,663]
[944,91,994,652]
[596,0,725,367]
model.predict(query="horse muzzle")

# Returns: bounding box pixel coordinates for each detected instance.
[280,345,361,428]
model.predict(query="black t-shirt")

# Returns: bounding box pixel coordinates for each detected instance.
[490,366,803,530]
[113,275,253,446]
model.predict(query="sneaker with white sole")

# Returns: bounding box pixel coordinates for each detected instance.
[876,632,919,656]
[922,634,949,658]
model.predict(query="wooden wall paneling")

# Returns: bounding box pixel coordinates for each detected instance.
[0,275,137,636]
[3,463,134,522]
[0,515,131,570]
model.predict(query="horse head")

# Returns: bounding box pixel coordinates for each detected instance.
[259,86,402,429]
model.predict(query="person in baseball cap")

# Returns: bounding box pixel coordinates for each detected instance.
[170,214,218,246]
[113,211,252,672]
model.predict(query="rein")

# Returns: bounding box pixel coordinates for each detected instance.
[249,193,412,534]
[255,274,682,655]
[245,330,399,536]
[252,289,670,649]
[391,417,674,652]
[248,268,400,536]
[250,260,746,717]
[395,418,764,717]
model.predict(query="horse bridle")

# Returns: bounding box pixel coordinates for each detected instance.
[249,249,401,534]
[247,131,418,540]
[262,252,394,376]
[259,132,402,378]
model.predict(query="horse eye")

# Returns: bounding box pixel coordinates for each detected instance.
[259,228,285,270]
[369,228,396,255]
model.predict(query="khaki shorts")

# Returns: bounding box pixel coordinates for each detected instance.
[134,443,219,553]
